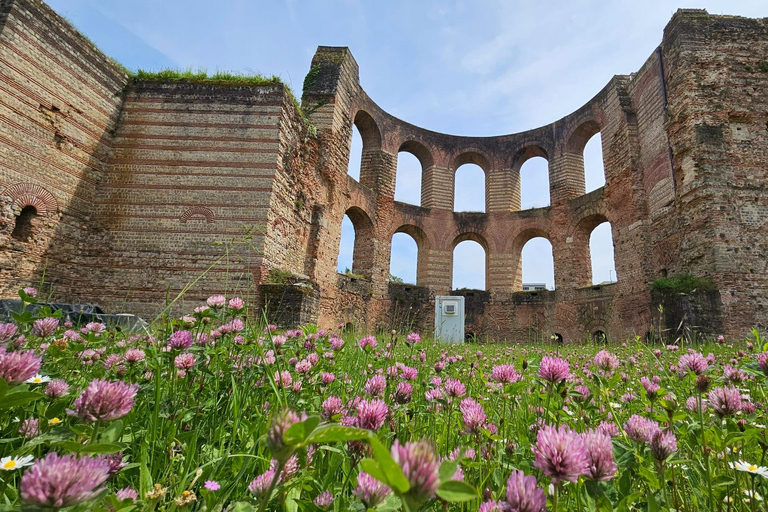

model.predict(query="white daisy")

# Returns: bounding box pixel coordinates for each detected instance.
[0,455,34,471]
[729,460,768,478]
[25,374,50,384]
[744,489,764,501]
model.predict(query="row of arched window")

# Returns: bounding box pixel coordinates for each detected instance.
[338,218,617,290]
[347,125,606,212]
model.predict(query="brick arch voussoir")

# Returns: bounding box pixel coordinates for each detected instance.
[510,226,553,256]
[180,206,215,223]
[510,143,551,171]
[393,224,431,252]
[397,139,435,170]
[3,183,58,217]
[564,110,607,154]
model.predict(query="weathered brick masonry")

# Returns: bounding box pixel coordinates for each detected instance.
[0,1,766,340]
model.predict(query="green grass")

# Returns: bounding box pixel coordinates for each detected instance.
[651,272,717,294]
[132,68,284,87]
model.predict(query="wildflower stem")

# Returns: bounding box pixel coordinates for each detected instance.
[698,396,714,508]
[89,421,100,444]
[256,461,283,512]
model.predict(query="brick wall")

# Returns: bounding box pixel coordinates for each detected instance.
[0,2,765,340]
[0,0,126,297]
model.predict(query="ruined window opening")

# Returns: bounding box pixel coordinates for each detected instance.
[395,151,422,206]
[454,164,485,212]
[12,205,37,242]
[553,333,564,344]
[389,232,418,285]
[593,330,607,343]
[337,214,355,273]
[589,221,617,285]
[520,157,550,209]
[347,125,363,181]
[521,237,555,290]
[452,240,486,290]
[584,133,605,193]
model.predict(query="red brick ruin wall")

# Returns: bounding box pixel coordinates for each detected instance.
[0,1,766,340]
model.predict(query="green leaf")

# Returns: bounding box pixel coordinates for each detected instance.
[438,457,460,483]
[230,502,257,512]
[283,415,321,447]
[369,436,410,495]
[0,378,7,400]
[101,420,124,444]
[78,443,125,454]
[615,492,642,512]
[637,464,659,489]
[307,424,371,444]
[584,480,613,512]
[435,480,478,502]
[360,458,388,484]
[0,391,43,409]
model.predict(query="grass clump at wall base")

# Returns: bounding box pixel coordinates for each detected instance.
[651,272,717,294]
[133,68,284,87]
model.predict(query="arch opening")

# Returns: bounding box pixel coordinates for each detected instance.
[454,163,485,212]
[337,208,375,278]
[584,133,605,193]
[395,151,422,206]
[12,205,37,242]
[520,156,550,209]
[389,232,418,285]
[347,124,363,181]
[452,239,486,290]
[520,237,555,291]
[593,330,607,343]
[589,221,617,285]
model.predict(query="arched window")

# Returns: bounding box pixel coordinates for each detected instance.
[589,222,617,285]
[12,205,37,242]
[520,156,550,209]
[454,163,485,212]
[389,232,418,284]
[583,133,605,193]
[521,237,554,290]
[452,240,486,290]
[337,207,375,278]
[395,151,422,205]
[337,214,355,273]
[347,125,363,181]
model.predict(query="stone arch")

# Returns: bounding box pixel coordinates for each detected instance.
[566,119,606,194]
[398,140,434,170]
[180,206,215,223]
[511,228,554,291]
[339,206,375,278]
[451,231,488,290]
[453,151,489,213]
[572,213,616,286]
[391,224,429,285]
[512,145,551,210]
[352,110,382,150]
[395,140,432,206]
[3,183,58,217]
[453,151,491,173]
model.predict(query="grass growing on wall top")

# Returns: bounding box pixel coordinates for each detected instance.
[651,272,717,294]
[133,68,285,87]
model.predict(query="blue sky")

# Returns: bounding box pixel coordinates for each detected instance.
[49,0,766,290]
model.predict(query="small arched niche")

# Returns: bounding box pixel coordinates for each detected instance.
[12,205,37,242]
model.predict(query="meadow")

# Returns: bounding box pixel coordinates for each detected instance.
[0,288,765,511]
